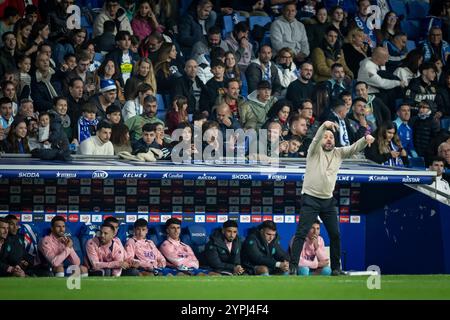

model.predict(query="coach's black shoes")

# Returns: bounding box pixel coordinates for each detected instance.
[289,265,298,275]
[331,269,348,276]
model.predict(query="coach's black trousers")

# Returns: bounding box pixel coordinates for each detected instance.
[290,193,342,271]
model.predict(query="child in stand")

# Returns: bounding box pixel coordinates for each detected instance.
[149,122,171,159]
[285,135,302,158]
[76,103,99,144]
[132,122,156,154]
[17,55,31,99]
[166,95,188,135]
[38,112,51,149]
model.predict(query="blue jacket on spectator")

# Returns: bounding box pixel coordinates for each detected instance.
[422,39,450,65]
[393,117,418,158]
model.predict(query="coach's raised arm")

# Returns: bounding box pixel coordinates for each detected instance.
[290,121,374,276]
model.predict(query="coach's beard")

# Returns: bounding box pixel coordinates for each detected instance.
[322,142,335,152]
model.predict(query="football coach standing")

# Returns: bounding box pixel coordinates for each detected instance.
[289,121,374,275]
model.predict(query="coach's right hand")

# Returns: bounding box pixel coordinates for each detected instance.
[323,121,339,132]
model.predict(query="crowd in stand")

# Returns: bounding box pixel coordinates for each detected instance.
[0,0,449,167]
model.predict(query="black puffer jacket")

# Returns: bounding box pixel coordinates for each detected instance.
[410,114,440,157]
[204,228,242,273]
[0,234,34,276]
[241,226,289,273]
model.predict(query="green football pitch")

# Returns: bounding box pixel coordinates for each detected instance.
[1,275,450,300]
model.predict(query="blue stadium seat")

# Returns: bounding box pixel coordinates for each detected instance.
[179,0,194,17]
[64,236,84,267]
[147,227,159,245]
[126,224,135,239]
[79,223,100,257]
[406,40,416,52]
[80,14,93,39]
[222,15,247,38]
[184,224,208,258]
[401,20,421,41]
[156,93,166,120]
[19,223,43,258]
[80,0,103,9]
[409,157,426,168]
[240,73,248,98]
[156,93,165,111]
[154,224,167,246]
[441,118,450,131]
[407,1,430,20]
[116,222,128,245]
[389,0,407,18]
[248,16,272,30]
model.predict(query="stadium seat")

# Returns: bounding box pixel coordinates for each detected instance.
[80,0,103,9]
[179,0,193,17]
[147,227,159,245]
[401,20,421,41]
[240,74,248,98]
[116,223,128,245]
[222,14,247,38]
[389,0,407,18]
[79,223,100,257]
[409,157,426,168]
[64,236,84,266]
[80,14,93,39]
[184,224,208,258]
[441,118,450,131]
[19,223,42,258]
[156,93,165,111]
[126,224,135,238]
[156,93,166,120]
[406,40,416,52]
[154,224,167,246]
[407,1,430,20]
[248,16,272,31]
